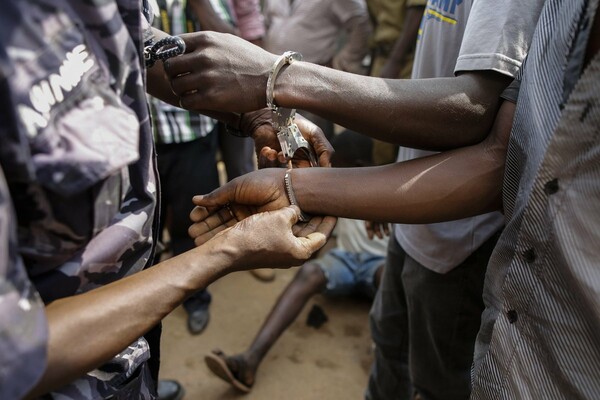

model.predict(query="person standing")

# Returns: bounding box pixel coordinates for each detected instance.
[189,0,264,184]
[163,1,543,398]
[0,1,335,398]
[366,0,425,165]
[150,0,220,337]
[262,0,373,138]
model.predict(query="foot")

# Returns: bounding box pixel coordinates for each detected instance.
[157,379,185,400]
[204,349,256,392]
[187,307,210,335]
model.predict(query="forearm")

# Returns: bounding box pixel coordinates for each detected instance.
[333,15,372,73]
[274,65,511,150]
[27,243,231,398]
[189,0,240,35]
[290,153,501,223]
[293,153,502,224]
[380,6,424,77]
[289,101,515,222]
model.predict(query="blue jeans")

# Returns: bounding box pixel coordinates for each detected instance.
[318,248,384,299]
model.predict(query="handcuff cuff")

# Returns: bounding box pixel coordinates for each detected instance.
[144,36,186,68]
[268,51,318,221]
[267,51,319,168]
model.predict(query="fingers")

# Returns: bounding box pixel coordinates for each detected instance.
[314,216,337,239]
[382,223,390,237]
[295,115,334,167]
[163,53,198,79]
[169,71,201,97]
[257,147,286,169]
[189,206,237,246]
[292,215,337,237]
[192,184,235,209]
[365,221,375,240]
[179,32,199,53]
[294,216,337,257]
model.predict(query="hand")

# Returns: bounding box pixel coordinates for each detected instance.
[364,221,390,240]
[188,168,289,244]
[198,206,336,271]
[164,31,276,113]
[188,168,336,244]
[242,109,334,168]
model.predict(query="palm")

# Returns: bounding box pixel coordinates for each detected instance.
[189,169,288,245]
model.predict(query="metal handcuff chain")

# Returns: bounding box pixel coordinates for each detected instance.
[267,51,319,168]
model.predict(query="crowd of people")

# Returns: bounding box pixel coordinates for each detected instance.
[1,0,599,399]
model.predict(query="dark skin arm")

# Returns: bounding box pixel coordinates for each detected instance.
[189,0,241,36]
[379,5,425,79]
[189,100,515,244]
[331,14,373,74]
[165,32,512,151]
[25,207,335,398]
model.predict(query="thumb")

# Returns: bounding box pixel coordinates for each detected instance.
[295,231,328,255]
[283,205,301,226]
[192,184,234,208]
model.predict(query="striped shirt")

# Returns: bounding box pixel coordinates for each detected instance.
[471,0,600,398]
[150,0,216,144]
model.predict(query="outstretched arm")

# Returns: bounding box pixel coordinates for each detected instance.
[190,101,515,244]
[165,32,512,151]
[24,207,334,398]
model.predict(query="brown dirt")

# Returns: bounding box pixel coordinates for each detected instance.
[159,266,374,399]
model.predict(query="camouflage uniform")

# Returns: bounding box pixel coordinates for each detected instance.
[0,0,159,398]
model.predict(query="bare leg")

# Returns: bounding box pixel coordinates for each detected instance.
[214,262,327,388]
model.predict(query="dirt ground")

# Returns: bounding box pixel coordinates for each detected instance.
[159,265,374,399]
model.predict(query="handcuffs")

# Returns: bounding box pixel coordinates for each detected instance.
[267,51,319,168]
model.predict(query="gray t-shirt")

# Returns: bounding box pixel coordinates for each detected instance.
[394,0,544,273]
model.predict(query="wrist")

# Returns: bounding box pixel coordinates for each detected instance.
[284,169,311,222]
[184,240,237,287]
[224,113,251,137]
[240,108,272,138]
[267,52,303,113]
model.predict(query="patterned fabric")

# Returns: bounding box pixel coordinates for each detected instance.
[0,0,159,398]
[150,0,216,144]
[472,0,600,397]
[0,168,48,400]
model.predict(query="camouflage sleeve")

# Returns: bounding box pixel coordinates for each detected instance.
[0,165,49,399]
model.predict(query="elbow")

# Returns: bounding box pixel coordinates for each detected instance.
[453,72,513,144]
